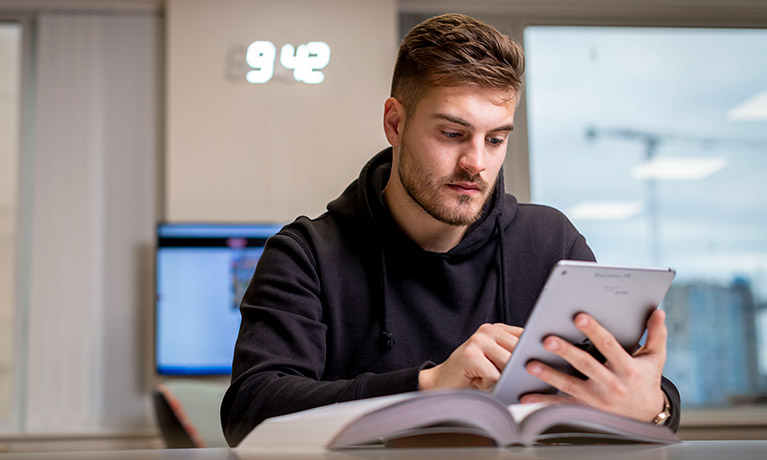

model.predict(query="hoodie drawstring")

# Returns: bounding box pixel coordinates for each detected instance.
[496,215,510,324]
[377,243,397,350]
[378,216,510,351]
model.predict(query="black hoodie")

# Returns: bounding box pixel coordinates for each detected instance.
[221,148,680,445]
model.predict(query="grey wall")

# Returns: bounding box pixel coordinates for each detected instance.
[165,0,398,222]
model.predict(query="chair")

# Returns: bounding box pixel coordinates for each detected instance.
[152,381,229,448]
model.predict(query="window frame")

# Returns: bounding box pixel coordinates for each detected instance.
[0,12,34,434]
[400,0,767,432]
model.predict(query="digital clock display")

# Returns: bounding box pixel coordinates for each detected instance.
[245,41,331,84]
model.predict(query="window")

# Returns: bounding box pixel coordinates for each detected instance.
[0,21,22,427]
[525,26,767,408]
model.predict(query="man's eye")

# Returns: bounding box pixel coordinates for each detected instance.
[443,131,462,139]
[488,137,505,146]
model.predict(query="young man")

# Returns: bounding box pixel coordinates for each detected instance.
[221,13,680,446]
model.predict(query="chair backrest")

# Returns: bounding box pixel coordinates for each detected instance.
[152,384,206,448]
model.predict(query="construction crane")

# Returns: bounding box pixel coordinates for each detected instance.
[584,126,754,265]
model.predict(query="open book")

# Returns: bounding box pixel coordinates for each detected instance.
[236,390,679,449]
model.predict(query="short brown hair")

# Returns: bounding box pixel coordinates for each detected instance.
[391,13,525,115]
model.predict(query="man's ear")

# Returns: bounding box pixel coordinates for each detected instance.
[383,97,406,147]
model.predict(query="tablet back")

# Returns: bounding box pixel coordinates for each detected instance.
[493,261,675,405]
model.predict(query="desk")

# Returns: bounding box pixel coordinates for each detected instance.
[2,442,766,460]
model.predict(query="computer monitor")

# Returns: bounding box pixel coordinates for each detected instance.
[155,222,283,375]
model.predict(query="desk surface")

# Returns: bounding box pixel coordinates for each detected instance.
[2,441,767,460]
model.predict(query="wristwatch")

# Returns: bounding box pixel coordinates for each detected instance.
[653,391,672,425]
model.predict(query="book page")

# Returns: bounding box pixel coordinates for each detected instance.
[236,393,418,450]
[518,404,679,446]
[329,390,518,448]
[508,402,550,423]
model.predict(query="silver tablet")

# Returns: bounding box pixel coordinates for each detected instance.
[493,260,676,405]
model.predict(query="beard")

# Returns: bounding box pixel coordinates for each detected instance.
[398,134,495,227]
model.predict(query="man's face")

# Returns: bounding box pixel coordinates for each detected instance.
[395,86,517,226]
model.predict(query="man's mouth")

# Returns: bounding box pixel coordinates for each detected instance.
[447,182,483,194]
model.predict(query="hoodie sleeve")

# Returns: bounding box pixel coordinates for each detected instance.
[565,231,597,262]
[220,229,422,446]
[660,376,681,432]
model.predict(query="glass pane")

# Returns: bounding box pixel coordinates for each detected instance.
[525,26,767,408]
[0,22,22,425]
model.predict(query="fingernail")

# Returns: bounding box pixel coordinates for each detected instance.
[544,338,559,351]
[528,363,542,375]
[576,315,589,327]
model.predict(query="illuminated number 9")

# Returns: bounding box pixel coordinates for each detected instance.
[245,41,276,83]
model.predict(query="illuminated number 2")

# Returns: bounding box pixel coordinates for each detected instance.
[245,41,276,84]
[280,41,331,84]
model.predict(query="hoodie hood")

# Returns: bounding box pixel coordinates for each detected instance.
[327,147,518,257]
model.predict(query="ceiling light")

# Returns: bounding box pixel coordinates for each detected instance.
[632,157,726,180]
[728,91,767,121]
[568,201,642,221]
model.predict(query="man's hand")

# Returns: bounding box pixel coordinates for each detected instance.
[419,323,523,392]
[520,309,668,423]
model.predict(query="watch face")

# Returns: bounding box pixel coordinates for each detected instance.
[654,394,672,424]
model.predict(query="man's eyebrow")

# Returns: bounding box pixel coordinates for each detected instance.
[434,113,471,127]
[433,113,514,132]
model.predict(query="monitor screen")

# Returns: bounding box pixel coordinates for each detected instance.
[155,222,283,375]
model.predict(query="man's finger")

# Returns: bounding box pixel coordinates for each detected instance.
[640,309,667,358]
[573,313,633,375]
[496,331,520,356]
[479,323,522,358]
[468,354,504,390]
[483,341,513,371]
[461,328,511,376]
[525,360,588,403]
[541,335,615,385]
[493,323,524,337]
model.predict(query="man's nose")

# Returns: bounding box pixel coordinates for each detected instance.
[458,139,487,175]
